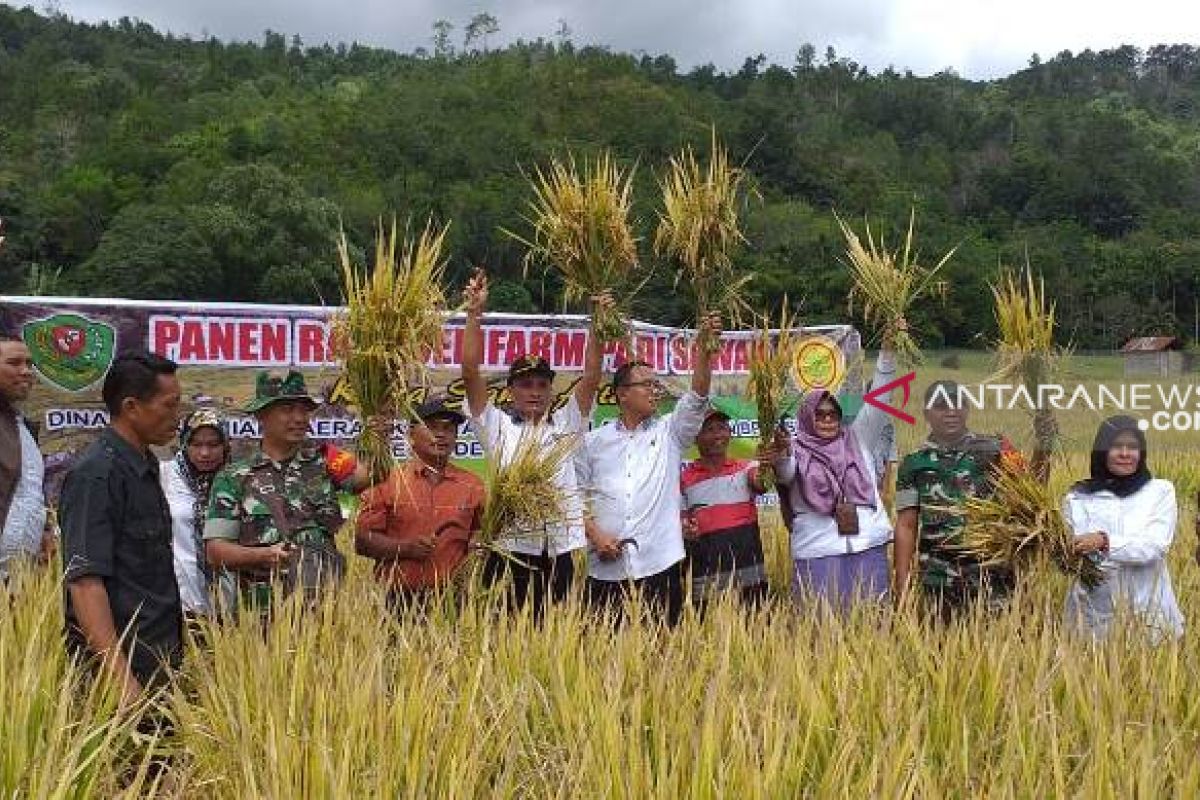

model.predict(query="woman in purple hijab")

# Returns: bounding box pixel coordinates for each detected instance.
[774,325,902,612]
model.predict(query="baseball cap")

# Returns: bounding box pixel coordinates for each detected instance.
[412,394,466,425]
[507,355,555,384]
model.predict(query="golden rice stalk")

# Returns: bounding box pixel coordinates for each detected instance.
[654,131,755,346]
[835,208,957,363]
[506,152,640,343]
[479,428,580,549]
[989,266,1066,457]
[746,302,801,490]
[989,266,1062,392]
[955,460,1104,589]
[333,219,451,482]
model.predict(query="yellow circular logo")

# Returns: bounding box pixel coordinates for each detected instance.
[792,335,846,392]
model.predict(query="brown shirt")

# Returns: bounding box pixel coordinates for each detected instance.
[356,461,484,591]
[0,404,20,527]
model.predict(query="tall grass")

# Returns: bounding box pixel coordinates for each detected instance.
[478,427,580,550]
[333,219,451,482]
[836,209,956,363]
[507,152,641,343]
[654,131,754,338]
[7,369,1200,797]
[1,566,168,798]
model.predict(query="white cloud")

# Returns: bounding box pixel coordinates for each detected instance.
[52,0,1200,79]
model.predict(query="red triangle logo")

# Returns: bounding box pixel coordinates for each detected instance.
[862,371,917,424]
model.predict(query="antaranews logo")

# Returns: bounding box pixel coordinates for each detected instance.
[21,313,116,391]
[863,372,918,424]
[917,380,1200,433]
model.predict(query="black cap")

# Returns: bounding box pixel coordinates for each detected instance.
[413,395,466,425]
[508,355,555,383]
[703,407,731,424]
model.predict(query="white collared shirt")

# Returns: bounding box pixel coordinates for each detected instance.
[0,417,46,579]
[470,394,588,556]
[1063,479,1184,640]
[575,390,707,581]
[774,350,896,560]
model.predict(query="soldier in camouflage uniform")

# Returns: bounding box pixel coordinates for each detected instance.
[204,371,367,611]
[894,380,1033,618]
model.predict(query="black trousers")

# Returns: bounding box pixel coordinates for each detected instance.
[585,562,684,628]
[482,549,575,619]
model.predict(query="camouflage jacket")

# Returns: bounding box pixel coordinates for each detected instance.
[204,445,345,549]
[895,432,1022,593]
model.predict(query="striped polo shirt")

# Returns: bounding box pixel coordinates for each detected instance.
[679,458,767,594]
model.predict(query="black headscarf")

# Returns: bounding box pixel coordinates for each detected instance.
[1074,415,1151,498]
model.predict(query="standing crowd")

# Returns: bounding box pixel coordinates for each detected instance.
[0,281,1193,704]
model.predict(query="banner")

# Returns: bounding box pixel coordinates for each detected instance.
[1,296,865,501]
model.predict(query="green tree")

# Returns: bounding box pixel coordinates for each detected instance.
[70,204,221,298]
[464,13,499,53]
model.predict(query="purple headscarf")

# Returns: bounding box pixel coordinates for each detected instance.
[789,391,876,514]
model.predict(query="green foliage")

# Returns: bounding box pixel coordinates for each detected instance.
[487,278,536,313]
[70,204,221,297]
[2,5,1200,347]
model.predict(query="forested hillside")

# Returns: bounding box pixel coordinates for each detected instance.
[2,4,1199,347]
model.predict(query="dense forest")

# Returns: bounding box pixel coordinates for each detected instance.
[1,4,1199,348]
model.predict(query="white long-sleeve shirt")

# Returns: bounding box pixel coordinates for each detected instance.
[0,417,46,580]
[1063,479,1184,640]
[575,390,707,581]
[469,395,588,556]
[775,350,896,560]
[160,458,212,615]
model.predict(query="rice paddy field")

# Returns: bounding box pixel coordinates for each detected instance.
[5,351,1200,798]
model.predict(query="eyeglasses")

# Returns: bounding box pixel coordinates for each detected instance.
[621,379,664,391]
[813,409,840,422]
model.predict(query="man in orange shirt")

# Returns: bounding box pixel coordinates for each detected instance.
[354,396,484,612]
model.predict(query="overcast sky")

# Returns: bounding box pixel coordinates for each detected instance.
[46,0,1200,79]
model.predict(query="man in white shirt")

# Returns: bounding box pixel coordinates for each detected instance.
[0,332,52,584]
[575,313,720,627]
[461,270,607,616]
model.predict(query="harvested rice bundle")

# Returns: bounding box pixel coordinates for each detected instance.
[989,265,1065,467]
[507,152,640,343]
[745,303,801,489]
[479,428,580,550]
[835,209,956,363]
[990,266,1063,392]
[333,219,451,482]
[654,131,754,348]
[956,460,1104,589]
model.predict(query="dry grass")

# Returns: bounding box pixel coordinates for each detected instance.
[989,266,1065,457]
[745,302,801,488]
[1,566,168,798]
[836,209,956,363]
[478,427,580,550]
[10,520,1200,798]
[956,459,1105,589]
[9,362,1200,798]
[654,131,754,340]
[507,152,641,343]
[989,266,1063,391]
[332,219,451,482]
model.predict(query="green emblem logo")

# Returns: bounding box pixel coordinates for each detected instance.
[22,313,117,391]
